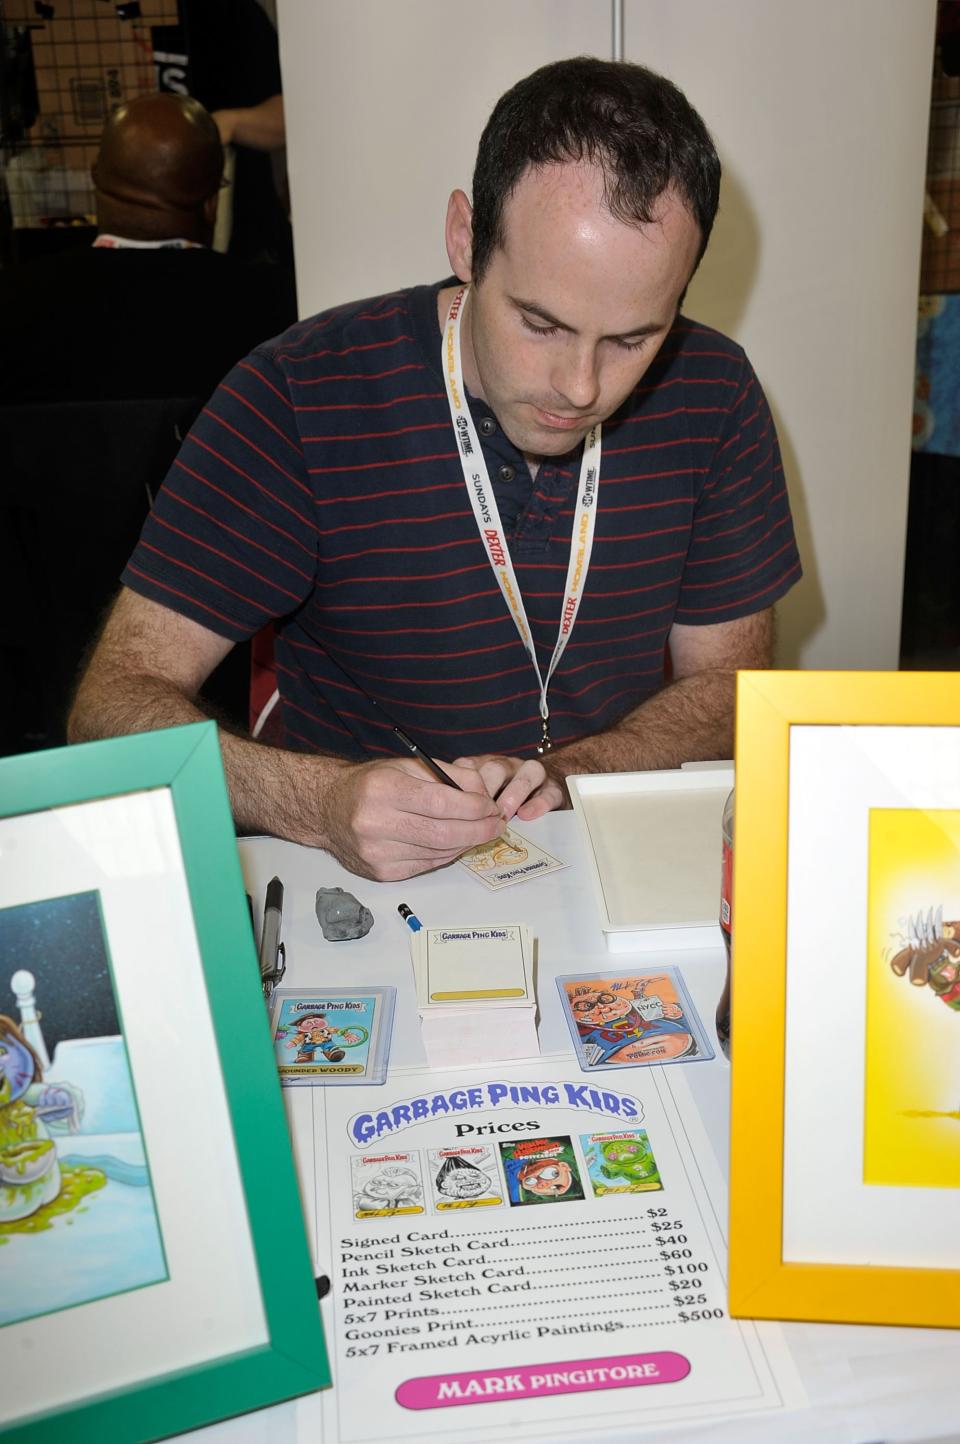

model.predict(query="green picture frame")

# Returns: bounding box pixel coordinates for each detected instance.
[0,722,330,1442]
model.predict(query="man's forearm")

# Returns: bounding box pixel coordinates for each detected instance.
[68,667,348,847]
[545,668,736,787]
[213,95,285,152]
[67,589,514,880]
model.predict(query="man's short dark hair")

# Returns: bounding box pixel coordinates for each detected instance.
[470,56,721,282]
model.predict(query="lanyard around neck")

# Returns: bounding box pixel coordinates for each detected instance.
[441,285,601,753]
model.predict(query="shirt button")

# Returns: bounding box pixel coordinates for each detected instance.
[497,464,516,483]
[478,416,497,436]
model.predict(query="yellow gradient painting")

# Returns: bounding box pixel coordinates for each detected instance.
[865,809,960,1188]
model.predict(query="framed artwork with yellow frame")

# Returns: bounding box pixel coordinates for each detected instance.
[729,670,960,1329]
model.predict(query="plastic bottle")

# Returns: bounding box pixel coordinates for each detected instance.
[716,788,734,1058]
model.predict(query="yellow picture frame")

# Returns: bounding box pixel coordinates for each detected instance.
[729,670,960,1329]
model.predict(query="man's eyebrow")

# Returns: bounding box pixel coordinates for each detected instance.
[510,295,666,341]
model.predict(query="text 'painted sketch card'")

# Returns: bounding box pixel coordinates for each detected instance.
[270,987,395,1086]
[459,827,567,890]
[556,966,713,1072]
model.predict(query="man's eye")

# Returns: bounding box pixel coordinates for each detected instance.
[616,336,649,352]
[520,315,559,337]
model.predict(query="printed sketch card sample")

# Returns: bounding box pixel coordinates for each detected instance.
[556,966,714,1071]
[426,1146,504,1210]
[270,986,395,1086]
[459,826,567,890]
[351,1149,426,1220]
[499,1135,585,1206]
[581,1128,664,1196]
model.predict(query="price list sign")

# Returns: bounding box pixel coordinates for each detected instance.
[301,1064,803,1443]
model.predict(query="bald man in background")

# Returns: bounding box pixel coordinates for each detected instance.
[0,93,295,404]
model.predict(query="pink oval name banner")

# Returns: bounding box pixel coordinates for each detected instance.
[395,1351,690,1410]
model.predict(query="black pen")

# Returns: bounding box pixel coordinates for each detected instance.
[258,875,286,1001]
[391,725,463,792]
[305,641,464,791]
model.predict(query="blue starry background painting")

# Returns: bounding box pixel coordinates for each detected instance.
[0,892,118,1052]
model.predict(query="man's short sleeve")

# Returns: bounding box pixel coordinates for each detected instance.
[122,350,316,639]
[674,357,801,624]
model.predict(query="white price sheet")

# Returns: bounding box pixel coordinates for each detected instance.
[291,1059,803,1443]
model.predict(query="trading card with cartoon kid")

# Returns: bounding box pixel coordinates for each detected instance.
[427,1146,504,1211]
[556,966,714,1071]
[581,1129,663,1196]
[351,1150,426,1219]
[271,986,394,1085]
[499,1136,584,1206]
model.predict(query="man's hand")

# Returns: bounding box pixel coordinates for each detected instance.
[452,754,566,823]
[314,756,507,881]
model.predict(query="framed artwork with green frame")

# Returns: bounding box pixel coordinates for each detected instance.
[0,722,330,1442]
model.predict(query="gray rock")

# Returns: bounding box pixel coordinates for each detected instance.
[315,887,374,941]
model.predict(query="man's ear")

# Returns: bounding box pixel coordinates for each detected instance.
[444,188,474,283]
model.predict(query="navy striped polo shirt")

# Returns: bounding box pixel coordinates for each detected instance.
[123,280,801,762]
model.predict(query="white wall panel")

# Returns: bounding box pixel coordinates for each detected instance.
[624,0,936,668]
[276,0,609,315]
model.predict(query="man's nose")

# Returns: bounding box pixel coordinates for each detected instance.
[552,346,600,410]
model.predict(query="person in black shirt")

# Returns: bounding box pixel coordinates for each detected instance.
[0,92,295,403]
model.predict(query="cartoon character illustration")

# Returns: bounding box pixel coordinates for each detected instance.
[568,978,695,1064]
[0,1014,84,1223]
[469,836,529,870]
[354,1164,423,1214]
[581,1129,663,1196]
[518,1158,574,1196]
[435,1155,491,1199]
[889,907,960,1011]
[281,1013,365,1064]
[500,1136,584,1206]
[598,1136,659,1184]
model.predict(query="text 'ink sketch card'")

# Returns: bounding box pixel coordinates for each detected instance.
[270,987,395,1086]
[458,826,567,889]
[556,966,713,1072]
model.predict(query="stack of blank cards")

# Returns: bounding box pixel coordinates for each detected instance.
[410,923,538,1067]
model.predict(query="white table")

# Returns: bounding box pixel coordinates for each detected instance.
[180,814,958,1444]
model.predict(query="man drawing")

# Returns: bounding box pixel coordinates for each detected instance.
[70,59,800,880]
